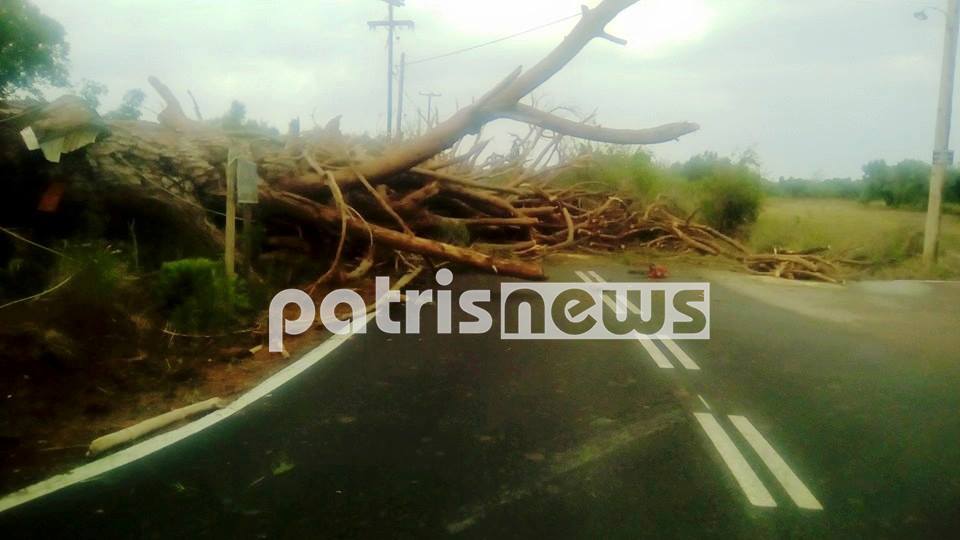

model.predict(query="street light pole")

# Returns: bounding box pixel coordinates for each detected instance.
[923,0,960,266]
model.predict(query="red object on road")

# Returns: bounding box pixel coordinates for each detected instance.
[37,182,66,213]
[647,263,669,279]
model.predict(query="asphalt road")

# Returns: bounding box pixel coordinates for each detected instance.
[1,260,959,539]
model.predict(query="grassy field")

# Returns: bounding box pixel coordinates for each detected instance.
[749,198,960,279]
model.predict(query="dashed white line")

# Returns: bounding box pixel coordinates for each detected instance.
[698,395,712,410]
[729,416,824,511]
[573,270,592,283]
[585,271,642,314]
[635,334,675,369]
[694,413,777,508]
[659,338,700,371]
[578,270,698,371]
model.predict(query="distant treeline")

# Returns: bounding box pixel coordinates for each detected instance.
[768,159,960,209]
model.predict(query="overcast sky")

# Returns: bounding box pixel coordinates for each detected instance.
[31,0,952,179]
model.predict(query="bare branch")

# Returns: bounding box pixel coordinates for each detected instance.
[502,104,700,145]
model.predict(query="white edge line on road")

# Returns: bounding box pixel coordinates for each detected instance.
[728,415,824,511]
[0,313,375,514]
[693,413,777,508]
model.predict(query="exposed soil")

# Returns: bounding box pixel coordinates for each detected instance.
[0,278,379,496]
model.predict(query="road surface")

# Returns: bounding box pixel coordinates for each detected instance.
[1,259,959,538]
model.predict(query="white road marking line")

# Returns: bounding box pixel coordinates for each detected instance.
[698,395,712,410]
[635,334,675,369]
[729,416,824,511]
[693,413,777,508]
[586,271,641,314]
[0,314,375,514]
[659,338,700,370]
[577,270,674,369]
[581,271,702,371]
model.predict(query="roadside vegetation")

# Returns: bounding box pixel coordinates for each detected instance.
[556,148,765,237]
[752,199,960,279]
[559,148,960,279]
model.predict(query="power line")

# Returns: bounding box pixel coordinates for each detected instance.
[407,12,582,66]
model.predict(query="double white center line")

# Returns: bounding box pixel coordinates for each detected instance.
[576,269,822,511]
[696,412,823,510]
[575,270,699,370]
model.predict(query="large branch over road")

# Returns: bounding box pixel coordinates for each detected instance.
[282,0,697,196]
[501,104,699,145]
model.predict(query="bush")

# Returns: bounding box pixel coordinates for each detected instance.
[674,152,765,235]
[555,147,666,200]
[55,242,128,306]
[861,159,931,209]
[698,172,764,236]
[154,258,250,333]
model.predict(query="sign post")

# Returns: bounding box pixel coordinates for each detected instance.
[236,157,261,275]
[225,148,239,279]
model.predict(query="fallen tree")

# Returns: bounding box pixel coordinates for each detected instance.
[1,0,703,283]
[0,0,845,285]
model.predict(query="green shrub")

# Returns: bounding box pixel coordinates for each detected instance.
[697,171,764,236]
[554,148,765,234]
[555,147,666,200]
[154,258,250,333]
[672,152,765,235]
[55,242,128,305]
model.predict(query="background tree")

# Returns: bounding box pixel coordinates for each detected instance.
[0,0,69,97]
[862,159,931,208]
[105,88,146,120]
[220,100,246,130]
[77,79,107,111]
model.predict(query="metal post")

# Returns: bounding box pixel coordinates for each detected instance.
[386,2,394,138]
[396,53,406,139]
[369,1,413,139]
[924,0,960,266]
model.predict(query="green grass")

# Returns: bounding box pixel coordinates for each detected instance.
[750,198,960,279]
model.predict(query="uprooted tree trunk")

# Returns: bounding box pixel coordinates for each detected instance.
[2,0,703,282]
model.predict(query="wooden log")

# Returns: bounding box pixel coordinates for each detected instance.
[87,397,226,456]
[259,188,546,280]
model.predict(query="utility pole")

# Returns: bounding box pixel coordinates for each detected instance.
[396,53,406,139]
[368,0,413,138]
[420,91,442,127]
[923,0,960,266]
